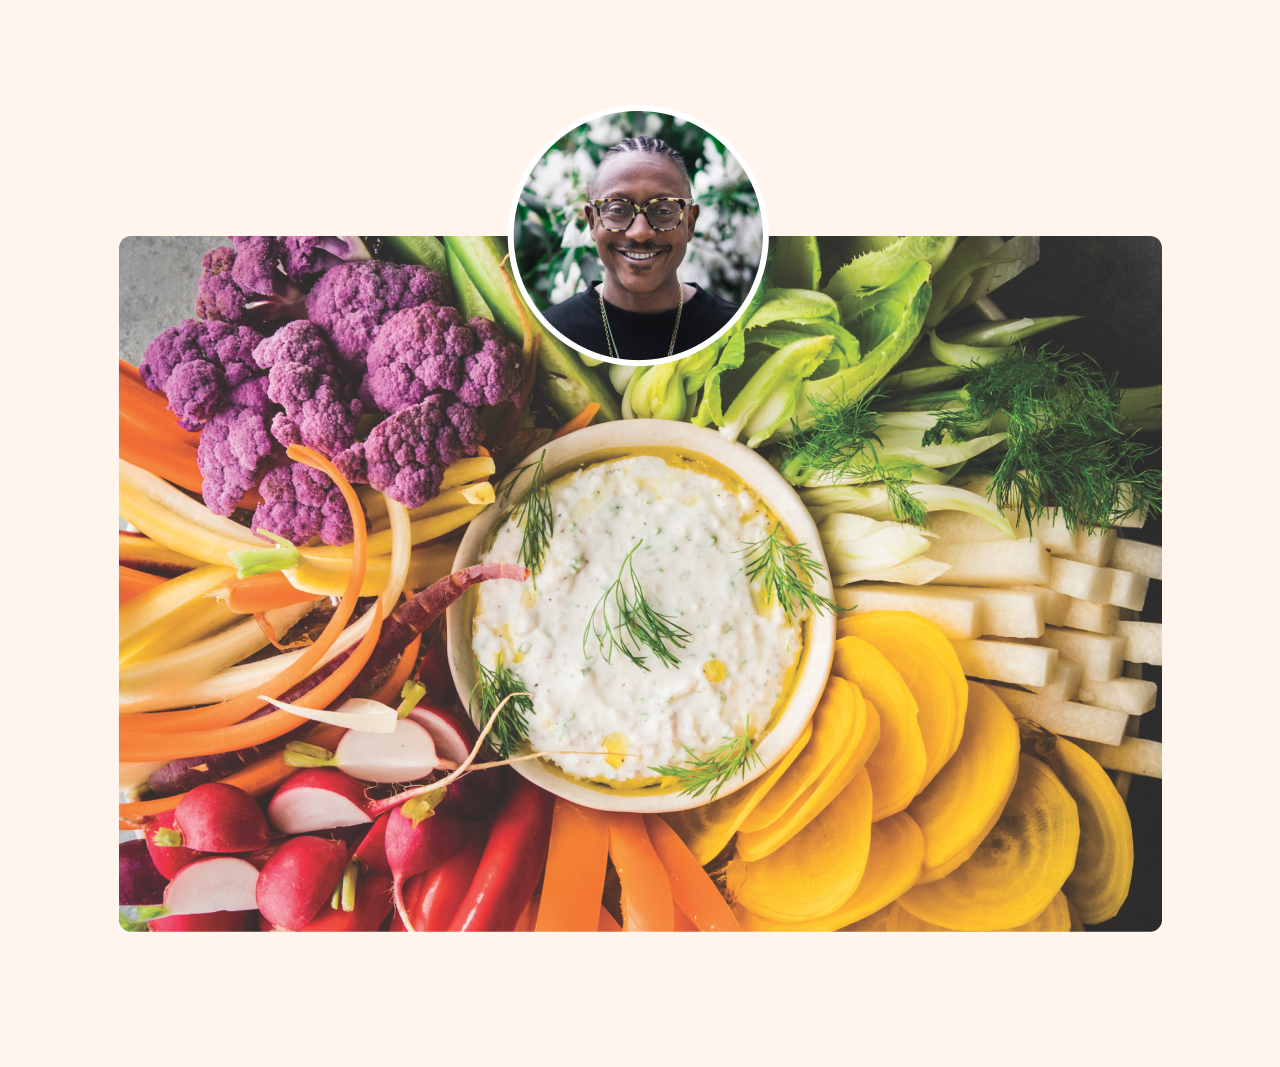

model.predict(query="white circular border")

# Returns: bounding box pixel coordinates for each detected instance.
[507,104,770,369]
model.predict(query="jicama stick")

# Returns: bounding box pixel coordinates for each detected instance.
[1075,736,1162,778]
[988,684,1129,746]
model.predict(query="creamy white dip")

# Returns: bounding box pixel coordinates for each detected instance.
[472,454,802,783]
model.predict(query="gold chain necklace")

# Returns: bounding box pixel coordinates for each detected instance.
[598,281,684,361]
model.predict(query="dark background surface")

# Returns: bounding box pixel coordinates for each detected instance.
[967,237,1162,932]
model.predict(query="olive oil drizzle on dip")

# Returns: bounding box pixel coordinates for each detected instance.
[472,453,805,788]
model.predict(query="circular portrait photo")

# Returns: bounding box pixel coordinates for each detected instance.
[512,110,764,365]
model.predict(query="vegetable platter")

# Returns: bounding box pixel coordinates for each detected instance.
[118,236,1160,932]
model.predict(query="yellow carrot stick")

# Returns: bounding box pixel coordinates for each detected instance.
[299,504,486,561]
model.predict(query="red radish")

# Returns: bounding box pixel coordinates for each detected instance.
[384,805,468,928]
[256,836,349,931]
[120,839,168,905]
[448,779,555,932]
[259,870,394,932]
[150,911,257,932]
[397,824,488,932]
[173,782,270,853]
[163,856,260,915]
[266,768,373,834]
[409,704,512,820]
[414,647,460,710]
[142,809,204,879]
[354,812,392,876]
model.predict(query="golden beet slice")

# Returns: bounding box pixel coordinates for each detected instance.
[735,811,923,932]
[726,769,874,924]
[907,681,1021,884]
[839,611,962,788]
[736,680,878,861]
[739,676,855,834]
[832,635,926,821]
[887,891,1072,931]
[897,754,1079,930]
[1054,737,1134,925]
[661,718,813,865]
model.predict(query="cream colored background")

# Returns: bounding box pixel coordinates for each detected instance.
[4,0,1270,1062]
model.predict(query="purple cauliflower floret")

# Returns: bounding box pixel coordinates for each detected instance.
[364,303,470,411]
[458,317,524,407]
[305,261,452,374]
[141,319,266,430]
[195,245,248,323]
[278,237,370,281]
[196,242,307,327]
[196,407,275,516]
[252,462,356,546]
[364,304,524,416]
[228,237,281,296]
[335,396,482,509]
[252,320,341,376]
[267,363,362,459]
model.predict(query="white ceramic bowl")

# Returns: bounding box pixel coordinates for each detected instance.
[446,419,836,813]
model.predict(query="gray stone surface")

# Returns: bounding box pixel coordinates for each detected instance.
[119,237,225,365]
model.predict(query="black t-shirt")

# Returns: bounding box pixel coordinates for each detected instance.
[543,282,739,361]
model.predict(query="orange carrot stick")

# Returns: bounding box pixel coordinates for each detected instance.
[220,572,321,614]
[118,724,346,829]
[673,904,699,932]
[119,361,203,447]
[535,798,611,931]
[549,401,599,441]
[607,812,674,932]
[643,814,742,932]
[119,565,167,604]
[597,905,622,932]
[119,443,368,733]
[119,600,382,762]
[369,633,422,706]
[119,414,205,493]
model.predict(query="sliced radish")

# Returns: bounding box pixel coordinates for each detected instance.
[408,703,473,765]
[149,910,255,932]
[333,718,441,783]
[163,856,261,915]
[267,768,373,834]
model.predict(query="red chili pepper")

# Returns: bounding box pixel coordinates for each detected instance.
[398,824,489,931]
[447,779,555,932]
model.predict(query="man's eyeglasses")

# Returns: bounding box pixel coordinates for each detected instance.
[588,197,693,232]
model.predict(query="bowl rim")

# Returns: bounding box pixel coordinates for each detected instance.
[446,419,836,814]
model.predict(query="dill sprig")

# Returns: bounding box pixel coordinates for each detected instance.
[739,523,844,622]
[496,450,553,581]
[780,391,930,527]
[922,344,1161,532]
[470,656,533,760]
[583,540,691,672]
[651,731,763,800]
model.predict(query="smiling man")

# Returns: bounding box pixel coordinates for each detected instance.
[543,137,740,361]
